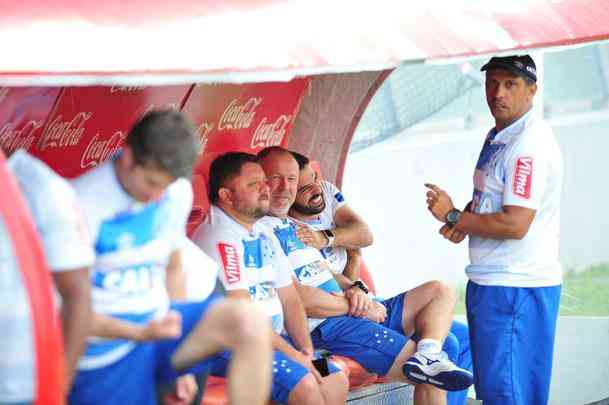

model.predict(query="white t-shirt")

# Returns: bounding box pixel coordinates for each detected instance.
[181,237,219,302]
[0,150,95,402]
[302,180,348,274]
[466,110,563,287]
[259,216,342,331]
[192,205,292,333]
[72,160,192,369]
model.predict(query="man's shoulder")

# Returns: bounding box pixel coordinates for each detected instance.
[192,206,243,246]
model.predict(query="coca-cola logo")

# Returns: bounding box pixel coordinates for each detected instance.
[218,97,262,131]
[195,122,214,154]
[0,88,8,103]
[109,86,146,93]
[250,115,291,149]
[0,120,43,154]
[80,131,127,169]
[38,112,92,151]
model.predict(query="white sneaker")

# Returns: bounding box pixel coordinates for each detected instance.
[402,351,473,391]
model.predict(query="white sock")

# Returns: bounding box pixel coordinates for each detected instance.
[417,338,442,354]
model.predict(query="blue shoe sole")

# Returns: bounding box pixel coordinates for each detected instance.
[402,362,473,392]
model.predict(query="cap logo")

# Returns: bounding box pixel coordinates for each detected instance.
[526,66,536,74]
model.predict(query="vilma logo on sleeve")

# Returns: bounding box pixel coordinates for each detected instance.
[512,157,533,199]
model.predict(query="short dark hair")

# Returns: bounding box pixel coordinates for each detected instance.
[208,152,260,204]
[127,110,200,179]
[257,146,291,160]
[290,151,310,170]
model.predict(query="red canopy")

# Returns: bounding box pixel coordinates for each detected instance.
[1,0,609,85]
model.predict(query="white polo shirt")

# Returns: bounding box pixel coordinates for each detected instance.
[466,110,563,287]
[193,205,293,333]
[1,150,94,402]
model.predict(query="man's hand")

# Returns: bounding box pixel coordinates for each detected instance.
[138,310,182,341]
[163,374,198,405]
[363,301,387,324]
[425,183,455,223]
[439,224,467,244]
[292,350,324,383]
[295,223,328,250]
[344,287,371,317]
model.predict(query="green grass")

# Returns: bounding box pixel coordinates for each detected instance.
[454,263,609,316]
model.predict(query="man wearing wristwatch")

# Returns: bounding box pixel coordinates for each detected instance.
[258,147,474,398]
[425,55,563,405]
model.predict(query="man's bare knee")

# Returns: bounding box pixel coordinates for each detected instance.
[288,374,324,405]
[426,280,456,304]
[221,301,269,347]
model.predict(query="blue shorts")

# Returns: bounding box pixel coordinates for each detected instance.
[311,316,407,376]
[210,339,340,405]
[379,292,407,333]
[69,296,220,405]
[466,281,561,405]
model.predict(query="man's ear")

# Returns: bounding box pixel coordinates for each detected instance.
[118,145,135,169]
[528,82,538,101]
[218,187,232,205]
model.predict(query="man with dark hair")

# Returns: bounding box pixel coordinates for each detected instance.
[258,147,473,404]
[426,54,563,405]
[0,144,94,404]
[286,150,472,398]
[193,152,349,405]
[69,110,273,405]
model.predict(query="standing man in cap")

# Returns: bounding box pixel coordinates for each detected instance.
[425,54,563,405]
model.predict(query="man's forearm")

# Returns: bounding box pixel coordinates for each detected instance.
[333,273,354,290]
[333,222,372,249]
[295,284,350,317]
[343,248,361,283]
[90,312,145,341]
[61,291,91,388]
[166,250,187,300]
[456,210,530,240]
[281,293,314,353]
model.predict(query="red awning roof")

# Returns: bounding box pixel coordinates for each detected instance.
[1,0,609,85]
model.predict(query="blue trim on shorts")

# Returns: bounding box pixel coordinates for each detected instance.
[311,316,407,376]
[69,295,220,405]
[466,281,560,405]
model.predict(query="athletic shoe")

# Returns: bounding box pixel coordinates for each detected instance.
[402,351,473,391]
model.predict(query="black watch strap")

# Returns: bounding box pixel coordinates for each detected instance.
[351,280,369,294]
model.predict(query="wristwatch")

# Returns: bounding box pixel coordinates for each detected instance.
[445,209,462,227]
[322,229,335,247]
[350,279,369,294]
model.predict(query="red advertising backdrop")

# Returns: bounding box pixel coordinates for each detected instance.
[31,86,192,178]
[1,79,309,233]
[181,78,310,233]
[0,87,61,156]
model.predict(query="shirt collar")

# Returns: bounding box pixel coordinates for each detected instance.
[486,108,534,144]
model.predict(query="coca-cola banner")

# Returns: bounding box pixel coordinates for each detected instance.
[181,78,309,234]
[182,78,309,176]
[32,86,192,178]
[0,87,61,156]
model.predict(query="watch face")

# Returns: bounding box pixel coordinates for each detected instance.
[447,210,460,223]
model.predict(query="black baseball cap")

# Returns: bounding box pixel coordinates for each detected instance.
[481,55,537,83]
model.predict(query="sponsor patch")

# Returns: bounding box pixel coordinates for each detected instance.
[218,243,241,284]
[334,192,344,203]
[512,157,533,199]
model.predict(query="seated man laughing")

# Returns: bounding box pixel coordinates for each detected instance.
[257,147,473,404]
